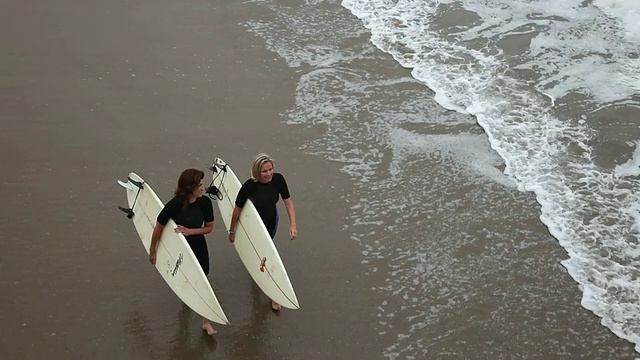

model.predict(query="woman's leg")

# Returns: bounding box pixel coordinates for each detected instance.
[202,318,217,335]
[266,221,281,311]
[202,276,218,334]
[189,238,217,333]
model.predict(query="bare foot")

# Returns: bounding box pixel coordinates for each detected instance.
[271,300,281,311]
[202,320,217,335]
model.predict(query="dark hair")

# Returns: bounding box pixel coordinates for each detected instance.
[175,168,205,207]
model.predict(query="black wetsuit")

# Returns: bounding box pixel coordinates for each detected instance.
[235,173,290,238]
[157,196,214,275]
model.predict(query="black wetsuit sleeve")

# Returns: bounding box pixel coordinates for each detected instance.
[157,197,180,226]
[201,196,214,222]
[277,173,291,200]
[235,179,255,208]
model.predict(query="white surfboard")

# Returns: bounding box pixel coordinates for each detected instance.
[208,158,299,309]
[118,172,229,325]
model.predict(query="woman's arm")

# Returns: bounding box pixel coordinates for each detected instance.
[175,220,214,236]
[149,221,165,264]
[228,206,242,243]
[283,198,297,240]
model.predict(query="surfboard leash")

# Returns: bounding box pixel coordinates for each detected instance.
[206,164,226,201]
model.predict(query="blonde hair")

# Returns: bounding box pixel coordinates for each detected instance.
[251,153,274,181]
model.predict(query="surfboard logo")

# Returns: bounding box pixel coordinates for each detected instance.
[260,257,267,272]
[172,253,184,277]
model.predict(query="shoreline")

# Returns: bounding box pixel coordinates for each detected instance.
[1,0,638,358]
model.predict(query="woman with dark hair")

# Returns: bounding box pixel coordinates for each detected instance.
[227,153,298,311]
[149,168,217,335]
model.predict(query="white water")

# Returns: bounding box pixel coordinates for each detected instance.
[340,0,640,353]
[242,0,640,356]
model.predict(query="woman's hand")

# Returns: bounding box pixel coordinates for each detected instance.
[175,225,190,236]
[289,226,297,240]
[228,232,235,243]
[149,251,157,265]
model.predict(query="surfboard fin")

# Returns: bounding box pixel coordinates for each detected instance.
[127,176,144,189]
[118,206,135,219]
[211,158,228,172]
[118,175,144,219]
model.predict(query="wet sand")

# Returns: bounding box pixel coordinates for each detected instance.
[1,0,383,359]
[2,0,639,359]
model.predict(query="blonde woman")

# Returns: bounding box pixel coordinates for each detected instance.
[227,154,297,311]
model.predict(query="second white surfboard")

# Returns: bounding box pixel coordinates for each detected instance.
[208,158,299,309]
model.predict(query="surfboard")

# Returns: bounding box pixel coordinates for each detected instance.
[118,172,229,325]
[207,158,300,309]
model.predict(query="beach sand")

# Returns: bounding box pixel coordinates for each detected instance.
[1,0,638,359]
[1,0,383,359]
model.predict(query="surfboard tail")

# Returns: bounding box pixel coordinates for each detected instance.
[117,176,144,219]
[206,158,230,201]
[213,157,228,171]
